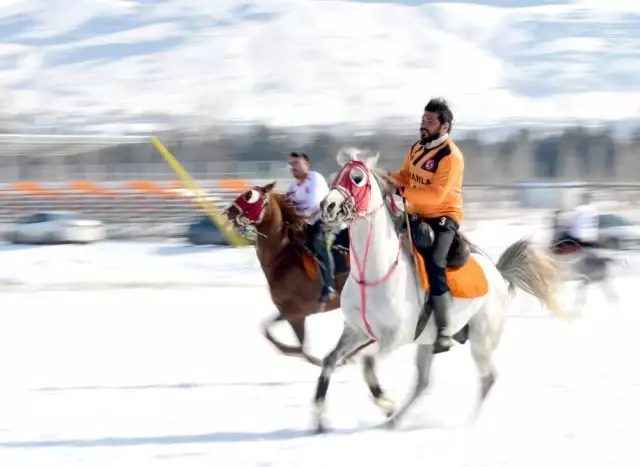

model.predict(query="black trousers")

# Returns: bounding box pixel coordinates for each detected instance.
[307,219,335,287]
[409,215,458,296]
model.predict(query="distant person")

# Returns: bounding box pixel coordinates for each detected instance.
[549,209,575,254]
[286,152,334,303]
[567,191,599,249]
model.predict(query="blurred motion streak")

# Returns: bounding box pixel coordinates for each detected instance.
[150,136,249,247]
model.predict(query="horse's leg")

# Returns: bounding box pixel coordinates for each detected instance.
[599,266,618,303]
[313,324,370,434]
[288,317,321,366]
[469,324,497,421]
[574,277,589,313]
[383,344,434,429]
[362,355,395,418]
[262,313,320,366]
[338,338,375,366]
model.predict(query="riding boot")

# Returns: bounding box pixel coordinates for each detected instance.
[317,250,336,303]
[432,292,454,353]
[315,236,336,303]
[308,221,336,303]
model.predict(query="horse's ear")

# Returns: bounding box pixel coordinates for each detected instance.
[365,151,380,169]
[336,147,350,166]
[336,146,361,166]
[263,181,276,192]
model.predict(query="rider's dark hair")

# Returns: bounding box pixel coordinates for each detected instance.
[425,98,454,131]
[289,151,309,162]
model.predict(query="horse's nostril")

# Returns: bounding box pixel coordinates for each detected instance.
[328,202,336,211]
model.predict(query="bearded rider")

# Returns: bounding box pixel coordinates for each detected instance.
[286,151,335,303]
[388,98,464,353]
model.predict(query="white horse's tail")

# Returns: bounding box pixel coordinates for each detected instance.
[496,238,566,320]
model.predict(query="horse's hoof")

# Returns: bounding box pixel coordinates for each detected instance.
[383,419,397,430]
[380,415,399,430]
[375,396,396,417]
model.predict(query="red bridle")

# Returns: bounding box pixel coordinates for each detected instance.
[228,187,268,225]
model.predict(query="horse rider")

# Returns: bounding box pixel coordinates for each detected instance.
[566,191,600,250]
[387,98,464,353]
[550,209,575,254]
[286,151,335,303]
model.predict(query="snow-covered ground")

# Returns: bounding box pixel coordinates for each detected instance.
[0,220,552,290]
[0,241,263,289]
[0,221,639,466]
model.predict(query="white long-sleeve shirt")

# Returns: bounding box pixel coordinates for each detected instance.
[287,170,329,224]
[570,204,599,243]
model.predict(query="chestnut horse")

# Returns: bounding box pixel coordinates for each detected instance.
[223,182,357,365]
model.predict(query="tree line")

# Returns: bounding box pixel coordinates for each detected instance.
[3,122,639,183]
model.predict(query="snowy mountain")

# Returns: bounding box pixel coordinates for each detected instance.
[0,0,639,132]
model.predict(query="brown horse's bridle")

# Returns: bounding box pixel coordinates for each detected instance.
[227,187,269,227]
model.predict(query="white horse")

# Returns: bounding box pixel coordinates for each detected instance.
[312,148,565,433]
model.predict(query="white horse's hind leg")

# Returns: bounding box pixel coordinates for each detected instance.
[383,344,435,429]
[313,324,370,434]
[468,322,497,420]
[466,297,505,421]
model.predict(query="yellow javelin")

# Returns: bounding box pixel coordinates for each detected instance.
[150,136,249,247]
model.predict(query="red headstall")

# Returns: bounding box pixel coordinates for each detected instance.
[230,187,268,224]
[331,160,372,217]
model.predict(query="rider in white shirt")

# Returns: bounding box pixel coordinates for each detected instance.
[569,192,599,248]
[286,152,334,303]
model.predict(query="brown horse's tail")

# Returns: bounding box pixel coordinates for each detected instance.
[262,315,321,366]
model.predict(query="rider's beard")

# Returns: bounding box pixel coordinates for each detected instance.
[421,128,440,144]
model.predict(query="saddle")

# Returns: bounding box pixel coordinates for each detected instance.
[398,215,486,299]
[396,214,471,269]
[446,231,471,269]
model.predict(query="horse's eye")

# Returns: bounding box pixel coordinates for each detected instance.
[350,167,367,187]
[245,189,260,204]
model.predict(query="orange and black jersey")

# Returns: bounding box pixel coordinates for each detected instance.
[389,137,464,224]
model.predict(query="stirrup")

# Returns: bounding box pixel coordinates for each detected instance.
[433,334,454,353]
[318,286,336,303]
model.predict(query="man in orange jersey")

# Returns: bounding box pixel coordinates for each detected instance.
[388,98,463,353]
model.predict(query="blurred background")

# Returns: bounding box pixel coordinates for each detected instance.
[2,3,640,464]
[1,0,639,245]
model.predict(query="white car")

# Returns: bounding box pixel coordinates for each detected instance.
[598,213,640,250]
[5,211,106,245]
